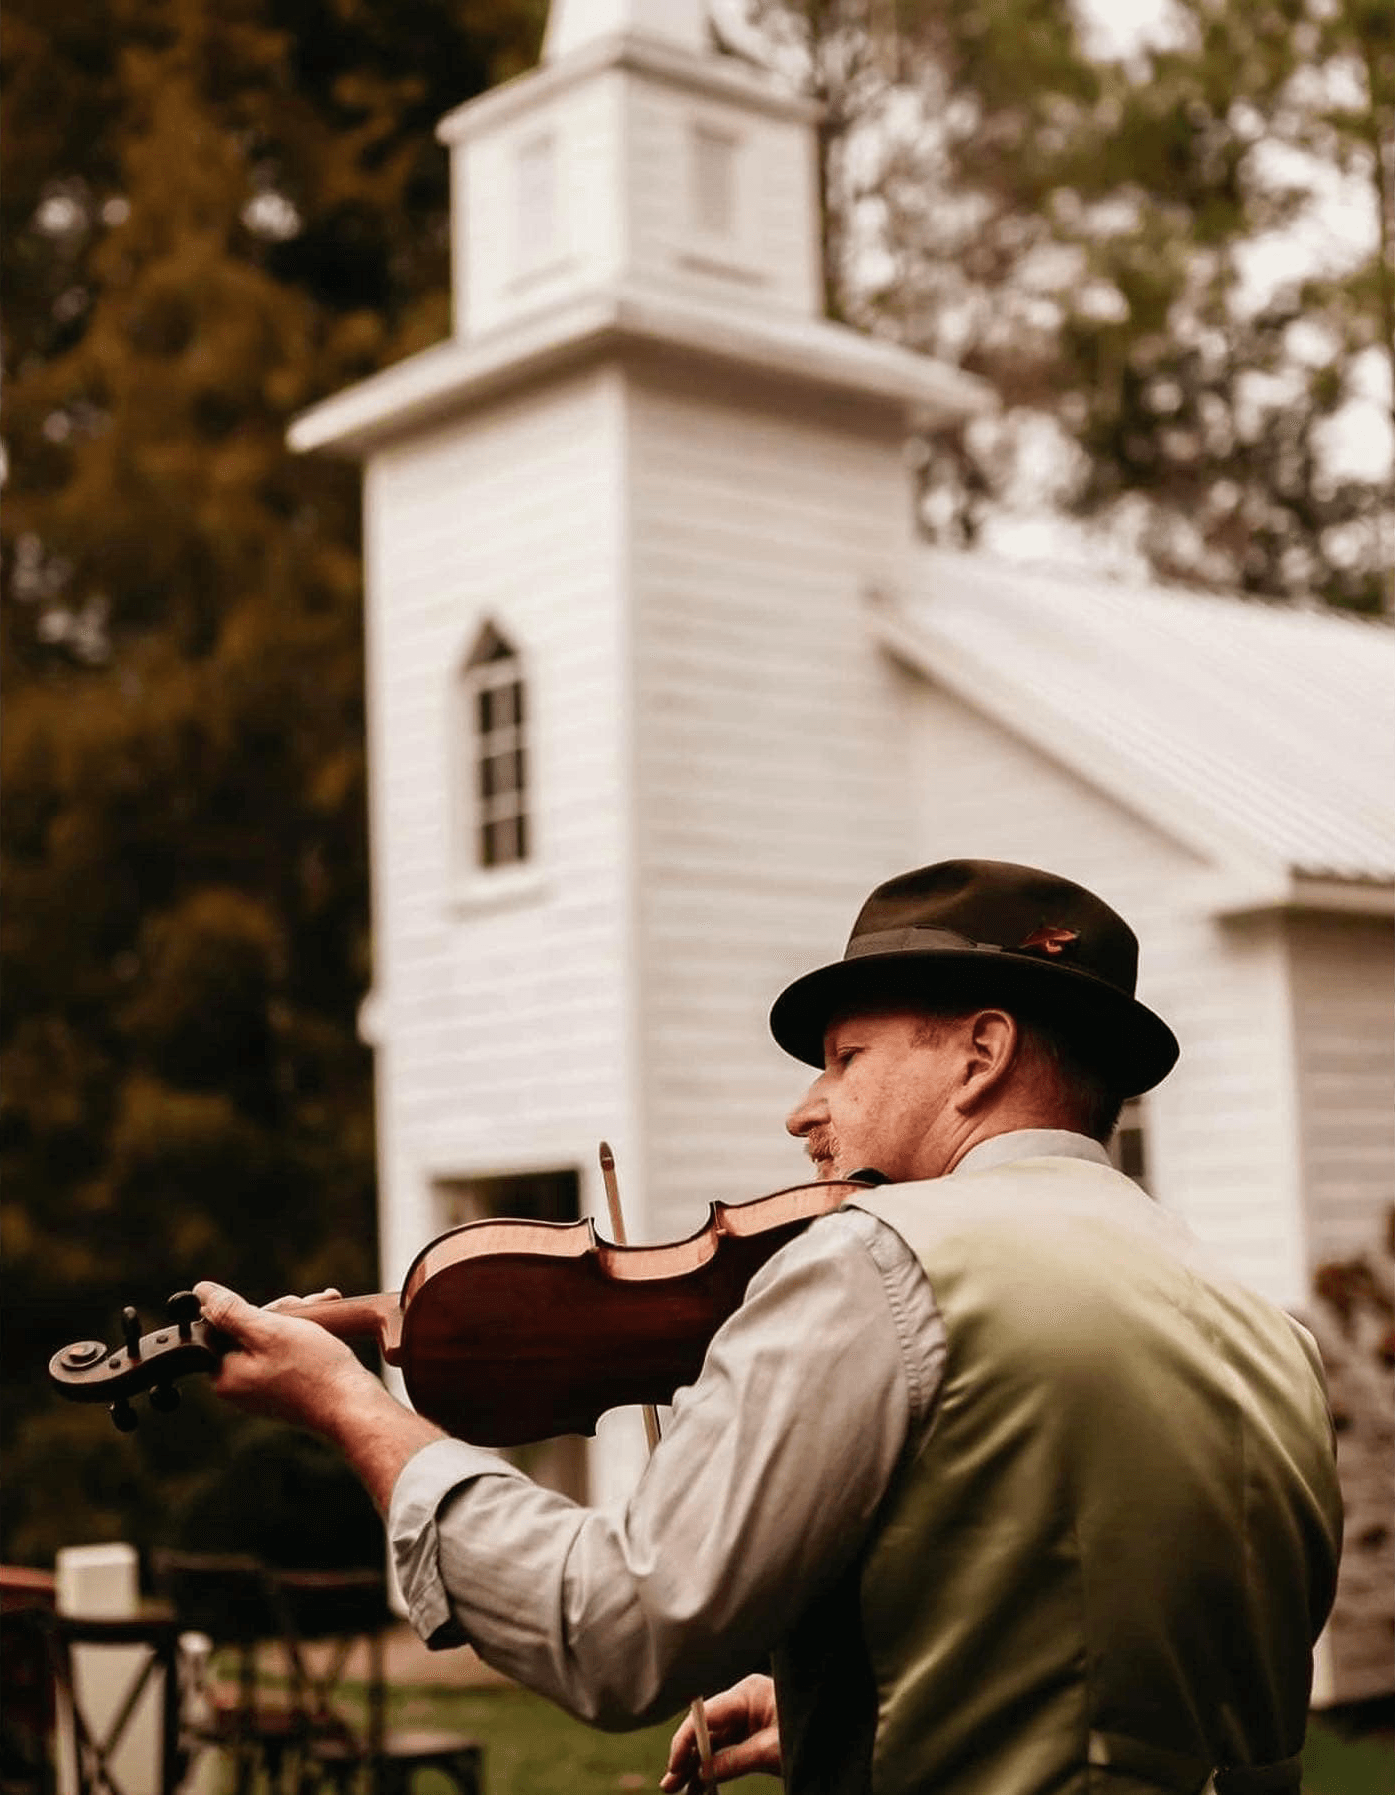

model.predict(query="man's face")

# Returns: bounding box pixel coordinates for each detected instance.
[785,1007,966,1185]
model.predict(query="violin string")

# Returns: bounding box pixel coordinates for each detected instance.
[598,1142,716,1792]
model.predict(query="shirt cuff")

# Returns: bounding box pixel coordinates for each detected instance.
[389,1436,528,1648]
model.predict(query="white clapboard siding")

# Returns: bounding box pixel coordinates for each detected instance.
[1289,911,1395,1268]
[892,672,1312,1309]
[626,369,918,1239]
[363,366,639,1287]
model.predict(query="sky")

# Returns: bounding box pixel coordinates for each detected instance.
[1073,0,1176,59]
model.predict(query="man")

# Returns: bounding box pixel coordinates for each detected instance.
[198,860,1342,1795]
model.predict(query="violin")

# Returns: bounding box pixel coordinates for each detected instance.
[49,1175,878,1442]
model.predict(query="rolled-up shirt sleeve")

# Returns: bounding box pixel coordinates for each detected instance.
[387,1207,944,1728]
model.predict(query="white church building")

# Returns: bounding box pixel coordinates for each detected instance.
[290,0,1395,1704]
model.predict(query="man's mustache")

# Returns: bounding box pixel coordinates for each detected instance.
[804,1126,839,1168]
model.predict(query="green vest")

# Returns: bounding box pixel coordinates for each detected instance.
[773,1157,1342,1795]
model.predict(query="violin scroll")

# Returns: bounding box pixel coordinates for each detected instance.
[49,1291,224,1431]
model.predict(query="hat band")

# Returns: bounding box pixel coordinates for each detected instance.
[845,926,1002,960]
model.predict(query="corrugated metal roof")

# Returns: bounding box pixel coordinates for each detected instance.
[891,550,1395,884]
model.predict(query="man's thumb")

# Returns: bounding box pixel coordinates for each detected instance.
[194,1281,261,1345]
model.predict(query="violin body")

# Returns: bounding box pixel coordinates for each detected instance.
[50,1179,870,1444]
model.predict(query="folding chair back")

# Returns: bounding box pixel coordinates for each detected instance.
[43,1614,183,1795]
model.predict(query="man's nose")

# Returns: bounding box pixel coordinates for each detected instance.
[786,1079,827,1140]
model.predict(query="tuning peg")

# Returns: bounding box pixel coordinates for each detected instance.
[121,1307,142,1360]
[167,1291,202,1342]
[110,1399,138,1433]
[149,1383,180,1413]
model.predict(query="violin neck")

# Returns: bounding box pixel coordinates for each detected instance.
[290,1292,403,1363]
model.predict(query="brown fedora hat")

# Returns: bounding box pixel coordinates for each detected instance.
[769,860,1179,1097]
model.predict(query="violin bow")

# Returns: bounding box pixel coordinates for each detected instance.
[599,1142,716,1795]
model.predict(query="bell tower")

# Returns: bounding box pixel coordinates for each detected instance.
[291,0,987,1500]
[437,0,825,343]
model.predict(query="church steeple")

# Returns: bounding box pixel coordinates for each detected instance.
[542,0,709,60]
[291,0,987,454]
[433,0,825,343]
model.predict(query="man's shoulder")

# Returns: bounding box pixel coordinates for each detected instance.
[853,1155,1172,1266]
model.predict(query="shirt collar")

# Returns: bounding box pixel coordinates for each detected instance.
[951,1129,1113,1177]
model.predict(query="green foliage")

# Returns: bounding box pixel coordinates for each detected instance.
[741,0,1394,610]
[0,0,544,1562]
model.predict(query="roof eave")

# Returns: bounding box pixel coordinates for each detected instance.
[288,288,992,460]
[1206,872,1395,919]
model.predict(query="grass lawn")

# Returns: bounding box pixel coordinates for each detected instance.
[217,1672,1391,1795]
[1301,1716,1395,1795]
[384,1680,781,1795]
[381,1682,1391,1795]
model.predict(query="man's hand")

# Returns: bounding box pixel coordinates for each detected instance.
[660,1675,780,1790]
[195,1281,375,1432]
[193,1281,445,1512]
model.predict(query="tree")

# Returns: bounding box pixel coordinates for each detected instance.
[0,0,543,1564]
[733,0,1394,611]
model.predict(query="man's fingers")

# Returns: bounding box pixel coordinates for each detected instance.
[661,1709,698,1786]
[264,1288,342,1314]
[710,1730,781,1783]
[661,1730,781,1791]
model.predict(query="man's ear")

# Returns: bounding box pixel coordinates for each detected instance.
[959,1010,1019,1109]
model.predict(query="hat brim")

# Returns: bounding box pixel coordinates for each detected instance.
[770,949,1179,1098]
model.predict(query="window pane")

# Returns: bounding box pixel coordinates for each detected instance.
[1117,1125,1147,1185]
[479,751,521,802]
[1109,1099,1150,1194]
[493,682,519,729]
[437,1168,580,1228]
[496,816,525,867]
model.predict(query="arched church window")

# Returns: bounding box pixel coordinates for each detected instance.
[461,620,529,870]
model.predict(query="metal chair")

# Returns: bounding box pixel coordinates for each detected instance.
[42,1612,184,1795]
[150,1551,320,1795]
[270,1568,483,1795]
[152,1554,482,1795]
